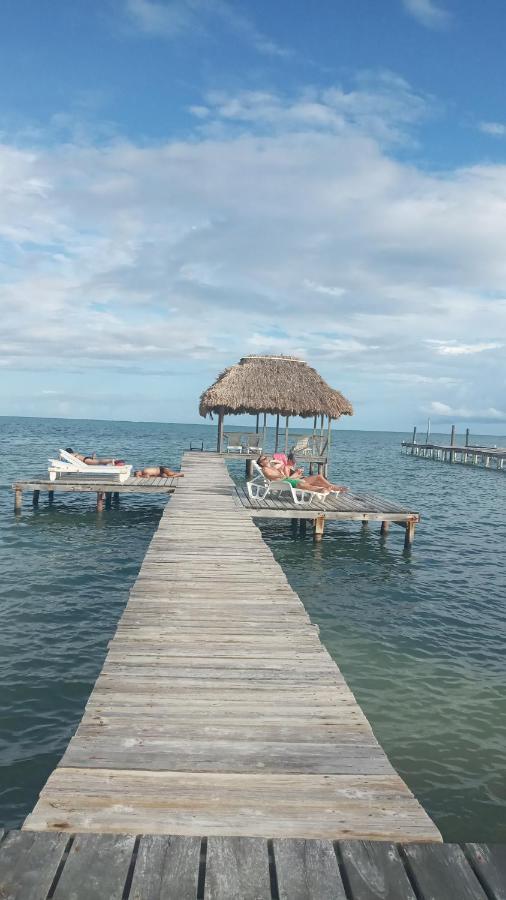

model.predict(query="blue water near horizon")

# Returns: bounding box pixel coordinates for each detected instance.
[0,416,505,839]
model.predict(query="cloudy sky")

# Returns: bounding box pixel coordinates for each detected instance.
[1,0,505,431]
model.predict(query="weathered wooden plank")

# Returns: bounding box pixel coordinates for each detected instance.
[129,835,201,900]
[273,838,346,899]
[0,830,68,900]
[402,843,488,900]
[51,833,135,900]
[205,837,271,900]
[465,844,506,900]
[339,840,416,899]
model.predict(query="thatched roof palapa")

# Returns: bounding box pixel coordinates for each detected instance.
[199,355,353,420]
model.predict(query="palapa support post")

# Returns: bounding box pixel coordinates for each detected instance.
[262,412,267,451]
[313,514,325,542]
[96,492,105,512]
[274,414,280,452]
[404,517,416,549]
[32,489,40,506]
[255,413,260,434]
[217,409,225,453]
[284,416,290,454]
[380,520,390,537]
[14,488,22,512]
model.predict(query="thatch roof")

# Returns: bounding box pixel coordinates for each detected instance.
[199,355,353,420]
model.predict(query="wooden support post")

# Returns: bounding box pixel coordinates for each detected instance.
[284,416,290,454]
[404,518,416,549]
[450,424,456,463]
[262,413,267,451]
[361,519,369,530]
[256,413,260,434]
[274,414,280,452]
[380,520,390,536]
[48,490,54,504]
[465,428,470,447]
[299,519,307,537]
[309,462,314,475]
[217,409,225,453]
[113,492,120,503]
[105,492,112,508]
[32,489,40,506]
[411,426,417,454]
[14,488,22,512]
[313,514,325,542]
[245,458,253,480]
[97,492,105,512]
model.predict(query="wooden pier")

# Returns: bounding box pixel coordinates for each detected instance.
[12,475,176,512]
[23,453,437,841]
[1,831,505,900]
[402,440,506,471]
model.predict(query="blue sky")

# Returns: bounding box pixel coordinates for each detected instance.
[1,0,506,431]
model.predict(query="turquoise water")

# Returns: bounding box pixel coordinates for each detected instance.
[1,416,505,839]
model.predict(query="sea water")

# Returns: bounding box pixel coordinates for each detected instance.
[0,416,505,839]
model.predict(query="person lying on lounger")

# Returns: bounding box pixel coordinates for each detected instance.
[257,456,347,493]
[65,448,119,465]
[134,466,184,478]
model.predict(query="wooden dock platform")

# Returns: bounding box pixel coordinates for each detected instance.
[402,441,506,471]
[1,831,505,900]
[23,453,438,841]
[12,475,176,512]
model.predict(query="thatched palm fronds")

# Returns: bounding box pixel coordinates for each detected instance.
[199,355,353,419]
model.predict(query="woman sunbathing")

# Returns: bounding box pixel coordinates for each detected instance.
[258,456,347,493]
[65,448,118,465]
[134,466,184,478]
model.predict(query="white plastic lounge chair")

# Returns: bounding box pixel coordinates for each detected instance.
[242,433,262,454]
[48,449,132,483]
[225,433,243,453]
[246,461,322,505]
[290,436,311,455]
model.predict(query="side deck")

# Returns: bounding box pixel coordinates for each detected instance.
[1,831,504,900]
[23,453,439,841]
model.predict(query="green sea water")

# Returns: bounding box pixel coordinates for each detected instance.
[0,416,505,839]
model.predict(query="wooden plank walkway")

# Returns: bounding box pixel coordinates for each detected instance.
[23,453,439,840]
[1,831,505,899]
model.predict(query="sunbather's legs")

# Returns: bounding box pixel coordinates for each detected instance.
[135,466,184,477]
[160,467,184,478]
[300,475,347,491]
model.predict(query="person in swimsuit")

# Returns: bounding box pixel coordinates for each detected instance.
[258,456,346,493]
[134,466,184,478]
[66,448,117,465]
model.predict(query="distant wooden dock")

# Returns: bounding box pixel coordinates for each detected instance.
[402,441,506,471]
[12,475,176,512]
[2,831,505,900]
[23,453,437,841]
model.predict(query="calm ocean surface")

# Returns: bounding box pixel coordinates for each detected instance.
[0,416,505,839]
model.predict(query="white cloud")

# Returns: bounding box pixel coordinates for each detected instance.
[1,75,506,424]
[427,340,503,356]
[402,0,451,29]
[124,0,291,57]
[479,122,506,137]
[425,402,506,423]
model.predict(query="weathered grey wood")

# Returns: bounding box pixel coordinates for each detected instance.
[205,837,271,900]
[465,844,506,900]
[402,843,488,900]
[129,835,200,900]
[274,838,346,899]
[340,840,416,899]
[14,488,22,512]
[52,833,135,900]
[0,830,68,900]
[24,452,437,840]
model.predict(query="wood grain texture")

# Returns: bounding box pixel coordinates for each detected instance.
[23,453,438,841]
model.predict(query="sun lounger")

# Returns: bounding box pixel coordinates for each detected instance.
[224,433,243,453]
[48,449,133,483]
[246,461,324,505]
[242,433,263,454]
